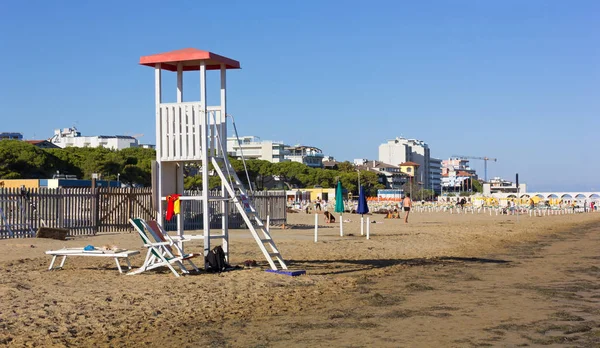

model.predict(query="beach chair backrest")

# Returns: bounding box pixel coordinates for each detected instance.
[145,220,192,260]
[130,218,163,260]
[146,220,167,243]
[139,219,178,259]
[131,218,152,244]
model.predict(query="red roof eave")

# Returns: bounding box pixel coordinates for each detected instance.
[140,48,241,71]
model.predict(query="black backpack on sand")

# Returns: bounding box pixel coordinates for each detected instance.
[205,245,228,272]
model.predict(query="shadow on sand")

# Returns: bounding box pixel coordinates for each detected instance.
[277,224,334,230]
[284,256,511,275]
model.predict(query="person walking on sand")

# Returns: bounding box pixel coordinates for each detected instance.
[402,193,412,223]
[315,197,322,211]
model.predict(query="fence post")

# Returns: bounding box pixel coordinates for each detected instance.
[57,188,64,228]
[283,191,287,224]
[93,187,100,234]
[127,187,133,223]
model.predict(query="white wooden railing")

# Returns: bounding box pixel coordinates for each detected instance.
[157,103,225,161]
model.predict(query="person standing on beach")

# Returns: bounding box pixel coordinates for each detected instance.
[402,193,412,223]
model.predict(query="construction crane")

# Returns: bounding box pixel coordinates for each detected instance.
[451,155,498,182]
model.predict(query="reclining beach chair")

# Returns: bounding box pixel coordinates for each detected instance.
[142,219,200,272]
[129,218,199,277]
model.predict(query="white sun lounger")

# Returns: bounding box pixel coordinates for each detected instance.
[45,248,140,273]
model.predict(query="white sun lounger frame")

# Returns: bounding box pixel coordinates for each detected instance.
[45,248,140,273]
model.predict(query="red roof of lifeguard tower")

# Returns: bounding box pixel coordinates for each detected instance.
[140,48,240,71]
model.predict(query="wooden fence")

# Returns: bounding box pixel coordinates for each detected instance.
[0,188,286,239]
[161,190,287,231]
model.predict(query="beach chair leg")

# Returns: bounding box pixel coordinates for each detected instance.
[167,262,182,277]
[187,259,200,273]
[115,258,123,274]
[127,267,147,275]
[48,255,57,270]
[176,261,190,274]
[125,257,132,270]
[141,253,152,271]
[152,249,182,276]
[59,256,67,269]
[128,249,153,275]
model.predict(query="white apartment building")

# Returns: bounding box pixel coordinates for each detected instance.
[227,136,289,163]
[285,145,324,168]
[483,177,527,195]
[227,137,326,168]
[379,137,431,188]
[440,158,476,194]
[355,159,408,189]
[49,127,138,150]
[0,132,23,140]
[441,157,478,178]
[441,175,471,193]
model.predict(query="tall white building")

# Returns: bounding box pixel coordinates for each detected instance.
[227,136,289,163]
[429,157,442,193]
[379,138,411,165]
[49,127,138,150]
[379,137,431,188]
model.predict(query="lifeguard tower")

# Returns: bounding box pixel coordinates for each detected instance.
[140,48,287,270]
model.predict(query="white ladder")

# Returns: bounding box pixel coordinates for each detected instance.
[0,199,35,238]
[211,157,288,270]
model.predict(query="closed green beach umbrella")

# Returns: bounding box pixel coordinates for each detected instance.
[335,180,344,236]
[335,181,344,213]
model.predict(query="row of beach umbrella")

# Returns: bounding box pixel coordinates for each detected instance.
[334,180,369,237]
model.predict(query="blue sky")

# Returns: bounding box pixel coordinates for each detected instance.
[0,0,598,191]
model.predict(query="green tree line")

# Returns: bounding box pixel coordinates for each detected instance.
[0,140,154,186]
[0,141,386,195]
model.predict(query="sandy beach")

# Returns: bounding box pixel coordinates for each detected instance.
[1,210,599,347]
